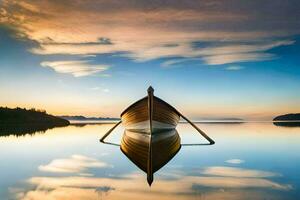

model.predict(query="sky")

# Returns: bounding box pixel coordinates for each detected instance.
[0,0,300,120]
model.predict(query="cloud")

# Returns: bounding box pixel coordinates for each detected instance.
[225,159,245,164]
[1,0,298,66]
[201,166,279,178]
[161,58,196,68]
[79,173,94,177]
[40,60,109,77]
[89,87,109,92]
[196,40,294,65]
[13,163,292,200]
[191,176,291,190]
[38,154,110,173]
[191,166,291,190]
[19,171,291,200]
[202,53,275,65]
[225,66,244,71]
[95,186,115,196]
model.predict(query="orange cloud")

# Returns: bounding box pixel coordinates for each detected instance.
[38,154,110,173]
[1,0,298,67]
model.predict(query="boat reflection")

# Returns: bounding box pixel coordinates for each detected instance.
[121,129,181,185]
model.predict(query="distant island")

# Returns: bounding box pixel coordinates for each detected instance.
[58,115,120,121]
[273,113,300,127]
[197,117,244,121]
[0,107,70,136]
[273,113,300,121]
[194,117,244,123]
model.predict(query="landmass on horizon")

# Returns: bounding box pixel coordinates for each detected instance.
[195,117,244,121]
[59,115,120,121]
[273,113,300,121]
[58,116,243,122]
[273,113,300,127]
[2,106,300,123]
[0,107,69,136]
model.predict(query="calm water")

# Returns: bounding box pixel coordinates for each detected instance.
[0,122,300,200]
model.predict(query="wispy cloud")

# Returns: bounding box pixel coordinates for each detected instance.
[191,165,291,190]
[40,60,109,77]
[161,58,195,68]
[225,159,245,164]
[225,66,244,71]
[20,169,291,200]
[38,154,110,173]
[95,186,115,196]
[89,87,109,92]
[1,0,298,67]
[202,166,279,178]
[192,176,291,190]
[202,53,275,65]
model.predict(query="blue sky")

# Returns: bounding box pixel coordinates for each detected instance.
[0,0,300,119]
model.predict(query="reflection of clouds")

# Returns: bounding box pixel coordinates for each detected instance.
[190,176,291,190]
[17,165,291,200]
[95,186,115,196]
[14,152,292,200]
[38,154,110,173]
[18,185,282,200]
[193,166,291,191]
[9,187,27,200]
[79,173,94,177]
[156,170,185,180]
[190,187,282,200]
[18,187,109,200]
[202,166,278,178]
[225,159,244,164]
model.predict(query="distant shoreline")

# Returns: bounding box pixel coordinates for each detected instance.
[67,119,300,125]
[273,113,300,121]
[0,107,70,136]
[58,115,120,121]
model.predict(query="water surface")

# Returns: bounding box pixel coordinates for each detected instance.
[0,122,299,200]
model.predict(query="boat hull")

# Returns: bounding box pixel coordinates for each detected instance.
[120,129,181,184]
[121,96,180,133]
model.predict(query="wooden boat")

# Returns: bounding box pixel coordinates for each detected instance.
[99,87,214,185]
[121,86,180,133]
[100,86,214,144]
[120,129,181,185]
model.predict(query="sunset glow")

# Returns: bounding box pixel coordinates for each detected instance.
[1,0,300,119]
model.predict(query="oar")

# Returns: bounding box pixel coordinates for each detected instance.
[179,113,215,145]
[99,120,122,143]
